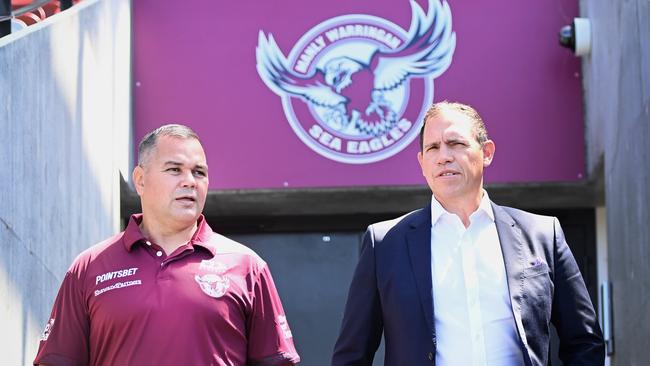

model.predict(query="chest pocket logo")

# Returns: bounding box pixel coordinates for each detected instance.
[195,274,230,298]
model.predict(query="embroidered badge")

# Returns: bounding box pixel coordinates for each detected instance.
[195,273,230,298]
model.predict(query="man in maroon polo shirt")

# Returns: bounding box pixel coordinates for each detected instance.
[34,124,300,366]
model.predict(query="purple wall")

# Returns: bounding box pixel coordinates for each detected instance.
[133,0,584,189]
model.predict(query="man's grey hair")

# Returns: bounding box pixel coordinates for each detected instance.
[137,124,200,167]
[419,101,489,151]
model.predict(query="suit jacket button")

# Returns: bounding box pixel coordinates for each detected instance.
[428,352,434,361]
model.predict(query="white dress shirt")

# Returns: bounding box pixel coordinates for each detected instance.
[430,191,525,366]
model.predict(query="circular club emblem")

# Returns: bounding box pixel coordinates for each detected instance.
[256,0,455,164]
[195,273,230,298]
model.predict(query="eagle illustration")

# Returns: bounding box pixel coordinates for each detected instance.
[256,0,455,137]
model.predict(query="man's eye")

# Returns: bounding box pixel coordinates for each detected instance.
[166,167,180,172]
[193,170,206,177]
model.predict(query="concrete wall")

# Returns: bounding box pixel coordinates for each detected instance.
[581,1,650,365]
[0,0,131,364]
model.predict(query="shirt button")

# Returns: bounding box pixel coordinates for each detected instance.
[156,250,163,257]
[428,352,434,361]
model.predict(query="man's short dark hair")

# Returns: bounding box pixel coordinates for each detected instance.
[418,101,489,151]
[138,124,200,167]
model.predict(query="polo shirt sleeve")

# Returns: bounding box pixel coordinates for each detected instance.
[247,263,300,366]
[33,269,90,366]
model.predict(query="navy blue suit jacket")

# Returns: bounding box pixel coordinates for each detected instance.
[332,203,604,366]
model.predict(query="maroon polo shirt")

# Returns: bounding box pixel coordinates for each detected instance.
[34,214,300,366]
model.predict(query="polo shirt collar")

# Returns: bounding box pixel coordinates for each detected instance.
[430,189,494,226]
[122,214,216,256]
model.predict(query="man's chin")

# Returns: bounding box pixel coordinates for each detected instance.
[170,209,201,225]
[431,186,460,199]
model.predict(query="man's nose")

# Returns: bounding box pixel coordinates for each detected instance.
[180,170,196,187]
[436,145,453,165]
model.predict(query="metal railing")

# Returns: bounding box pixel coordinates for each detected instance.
[1,0,73,37]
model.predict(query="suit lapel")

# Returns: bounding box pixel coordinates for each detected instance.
[492,203,531,362]
[406,208,435,339]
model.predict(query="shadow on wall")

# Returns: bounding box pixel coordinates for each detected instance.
[0,0,131,364]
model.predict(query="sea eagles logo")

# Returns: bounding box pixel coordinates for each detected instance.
[256,0,455,164]
[195,274,230,298]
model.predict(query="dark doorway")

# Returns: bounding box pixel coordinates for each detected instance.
[534,208,598,366]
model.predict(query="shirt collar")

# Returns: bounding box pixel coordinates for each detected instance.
[429,195,448,227]
[121,214,216,256]
[477,189,495,222]
[430,189,494,226]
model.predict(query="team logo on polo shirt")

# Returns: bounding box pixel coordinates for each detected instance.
[195,273,230,298]
[256,0,455,163]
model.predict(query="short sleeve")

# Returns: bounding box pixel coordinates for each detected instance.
[246,263,300,366]
[33,270,90,366]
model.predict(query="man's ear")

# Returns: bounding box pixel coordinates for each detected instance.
[482,140,495,167]
[417,151,425,176]
[133,165,145,196]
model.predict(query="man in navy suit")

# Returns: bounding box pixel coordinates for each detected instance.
[332,102,604,366]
